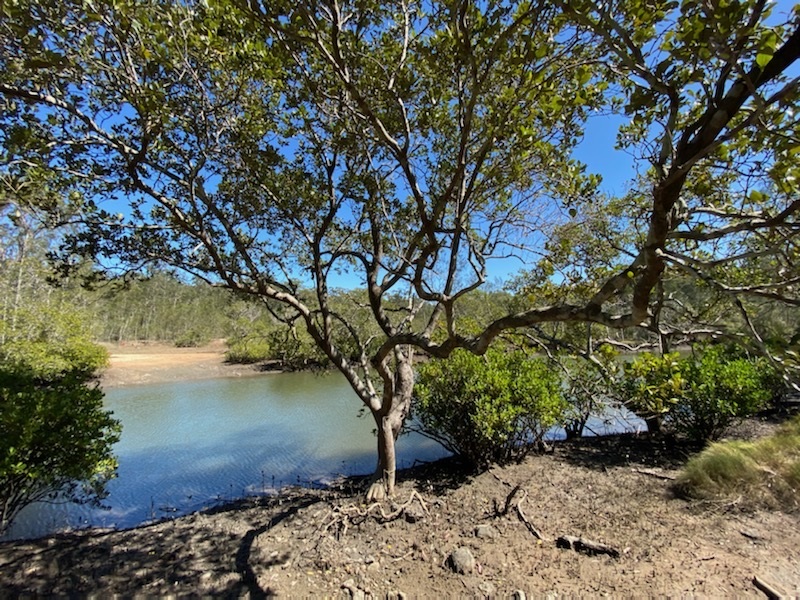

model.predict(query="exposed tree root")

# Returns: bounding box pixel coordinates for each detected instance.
[319,490,430,540]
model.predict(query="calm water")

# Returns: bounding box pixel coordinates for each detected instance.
[3,372,449,541]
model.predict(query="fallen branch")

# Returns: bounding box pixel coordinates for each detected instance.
[556,535,620,559]
[515,490,548,541]
[498,484,523,517]
[753,574,786,600]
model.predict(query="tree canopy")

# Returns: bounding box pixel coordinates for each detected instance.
[1,0,799,495]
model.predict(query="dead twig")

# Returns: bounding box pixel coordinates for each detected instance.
[631,467,677,481]
[556,535,620,559]
[497,484,523,517]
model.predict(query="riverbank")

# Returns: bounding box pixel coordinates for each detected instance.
[3,343,798,596]
[100,340,269,388]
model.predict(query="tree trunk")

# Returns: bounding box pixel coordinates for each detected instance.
[367,349,414,500]
[645,415,662,434]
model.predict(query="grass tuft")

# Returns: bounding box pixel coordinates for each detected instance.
[675,415,800,511]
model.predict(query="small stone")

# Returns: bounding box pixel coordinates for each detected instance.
[404,504,425,523]
[447,547,476,575]
[478,581,496,598]
[475,524,499,539]
[512,590,527,600]
[340,579,365,600]
[387,591,407,600]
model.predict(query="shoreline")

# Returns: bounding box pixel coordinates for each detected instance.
[2,430,798,597]
[4,342,799,596]
[99,340,272,388]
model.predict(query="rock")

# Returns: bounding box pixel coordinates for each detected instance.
[404,504,425,523]
[340,578,366,600]
[511,590,527,600]
[478,581,497,597]
[447,547,476,575]
[387,591,407,600]
[475,524,499,540]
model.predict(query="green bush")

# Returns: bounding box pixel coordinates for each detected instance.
[618,345,777,442]
[561,344,619,439]
[617,351,684,433]
[0,370,121,534]
[670,345,774,442]
[414,348,566,468]
[0,306,120,535]
[225,319,328,368]
[174,329,211,348]
[225,337,272,364]
[0,305,109,379]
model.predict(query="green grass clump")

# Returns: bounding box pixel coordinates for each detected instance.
[675,416,800,511]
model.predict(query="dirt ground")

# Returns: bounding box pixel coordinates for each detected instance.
[1,343,798,597]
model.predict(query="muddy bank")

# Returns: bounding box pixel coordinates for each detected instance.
[1,433,799,597]
[5,343,797,596]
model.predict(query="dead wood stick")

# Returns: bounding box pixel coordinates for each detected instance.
[753,575,786,600]
[631,467,677,481]
[556,535,620,559]
[498,484,523,517]
[515,490,548,541]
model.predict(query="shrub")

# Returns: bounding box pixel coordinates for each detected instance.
[414,348,566,468]
[0,370,121,535]
[225,337,272,364]
[174,329,211,348]
[618,344,776,442]
[0,306,120,535]
[617,351,684,433]
[225,322,328,368]
[560,344,619,439]
[0,305,109,379]
[669,345,774,442]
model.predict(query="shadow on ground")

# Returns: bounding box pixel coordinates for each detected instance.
[553,432,697,472]
[0,490,324,597]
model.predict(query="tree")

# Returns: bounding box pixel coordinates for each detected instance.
[547,0,800,361]
[1,0,798,497]
[0,194,119,535]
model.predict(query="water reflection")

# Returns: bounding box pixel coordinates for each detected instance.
[4,372,448,540]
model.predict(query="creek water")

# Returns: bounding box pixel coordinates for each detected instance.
[3,371,450,541]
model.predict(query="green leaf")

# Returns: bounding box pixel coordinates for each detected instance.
[756,52,772,69]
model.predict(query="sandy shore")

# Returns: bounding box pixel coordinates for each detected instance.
[100,340,268,388]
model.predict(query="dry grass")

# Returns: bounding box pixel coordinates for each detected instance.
[676,415,800,511]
